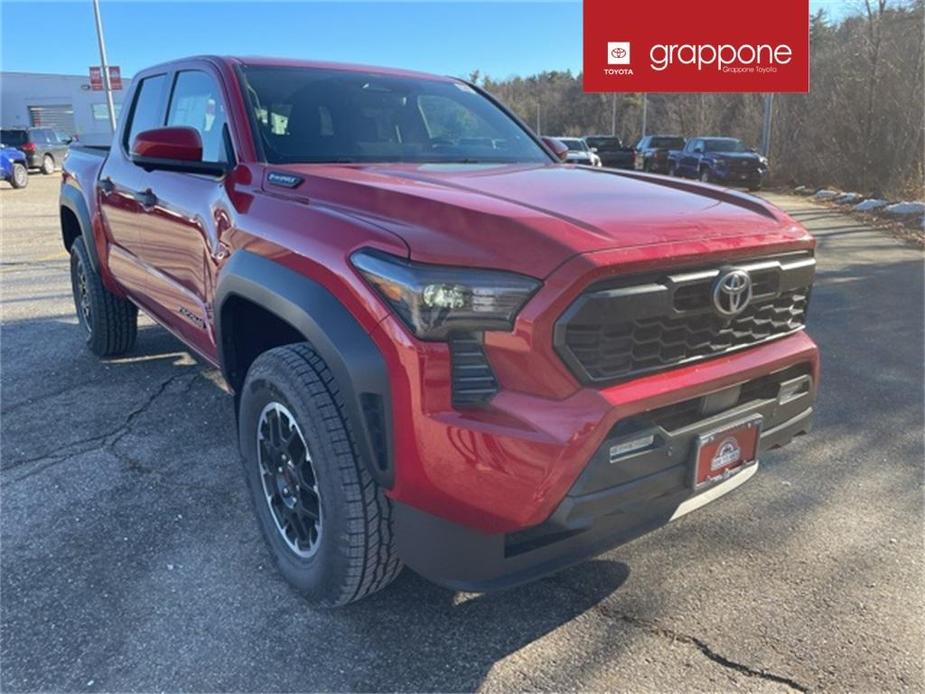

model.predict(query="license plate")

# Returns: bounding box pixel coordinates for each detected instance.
[692,415,761,489]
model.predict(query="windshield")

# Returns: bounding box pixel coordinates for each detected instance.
[0,130,27,146]
[585,136,623,151]
[240,66,550,165]
[650,137,685,149]
[560,139,587,152]
[704,139,747,153]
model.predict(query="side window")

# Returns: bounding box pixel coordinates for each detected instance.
[124,74,167,151]
[166,70,229,164]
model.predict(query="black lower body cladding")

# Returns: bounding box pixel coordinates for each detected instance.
[214,251,395,488]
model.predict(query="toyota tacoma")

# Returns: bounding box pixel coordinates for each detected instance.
[60,56,818,606]
[669,136,769,190]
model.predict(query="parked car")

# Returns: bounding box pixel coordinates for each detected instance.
[556,137,601,166]
[0,127,70,174]
[669,137,768,190]
[61,56,818,606]
[0,143,28,188]
[584,135,635,169]
[634,135,686,173]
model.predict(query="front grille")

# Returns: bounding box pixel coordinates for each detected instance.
[555,252,815,385]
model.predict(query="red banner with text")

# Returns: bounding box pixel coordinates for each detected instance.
[583,0,809,93]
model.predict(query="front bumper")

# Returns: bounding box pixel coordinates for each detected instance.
[713,167,766,184]
[396,362,815,591]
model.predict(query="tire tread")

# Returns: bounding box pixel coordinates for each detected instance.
[249,343,401,605]
[71,236,137,356]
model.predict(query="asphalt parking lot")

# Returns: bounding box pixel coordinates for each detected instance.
[1,175,922,692]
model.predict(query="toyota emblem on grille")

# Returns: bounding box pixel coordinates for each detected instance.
[712,269,752,316]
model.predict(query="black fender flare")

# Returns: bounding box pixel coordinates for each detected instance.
[60,184,101,272]
[214,251,394,488]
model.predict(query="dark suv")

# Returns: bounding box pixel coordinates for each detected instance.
[0,127,70,174]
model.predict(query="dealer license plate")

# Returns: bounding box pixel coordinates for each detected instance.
[692,415,761,489]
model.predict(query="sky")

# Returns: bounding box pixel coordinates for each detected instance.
[1,0,855,80]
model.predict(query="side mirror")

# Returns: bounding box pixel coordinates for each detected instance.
[131,126,228,175]
[541,136,570,162]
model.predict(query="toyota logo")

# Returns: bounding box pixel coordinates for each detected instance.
[611,46,627,59]
[712,269,752,316]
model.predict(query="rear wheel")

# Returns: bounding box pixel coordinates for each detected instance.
[69,236,137,356]
[239,343,402,607]
[42,155,55,175]
[9,163,27,188]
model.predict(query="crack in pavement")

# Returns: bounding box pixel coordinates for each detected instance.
[552,580,810,692]
[4,372,197,483]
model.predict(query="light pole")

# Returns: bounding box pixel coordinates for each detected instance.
[760,93,775,157]
[640,93,648,139]
[92,0,117,132]
[610,93,617,135]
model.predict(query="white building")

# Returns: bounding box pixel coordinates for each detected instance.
[1,71,133,141]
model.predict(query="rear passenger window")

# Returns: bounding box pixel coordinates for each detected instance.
[166,71,229,164]
[125,74,167,151]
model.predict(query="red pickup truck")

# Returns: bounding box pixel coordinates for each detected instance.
[61,56,818,606]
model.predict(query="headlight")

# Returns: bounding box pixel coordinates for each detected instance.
[351,249,541,340]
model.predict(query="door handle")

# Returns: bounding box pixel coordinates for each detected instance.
[133,188,158,209]
[99,176,114,194]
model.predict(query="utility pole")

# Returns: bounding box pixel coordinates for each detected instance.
[92,0,117,132]
[760,93,775,157]
[610,94,617,135]
[640,93,648,139]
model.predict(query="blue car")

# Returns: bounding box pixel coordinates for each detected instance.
[1,143,28,188]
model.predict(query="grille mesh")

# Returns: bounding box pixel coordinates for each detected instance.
[565,289,808,381]
[556,253,814,384]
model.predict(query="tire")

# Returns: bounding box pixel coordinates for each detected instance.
[748,183,762,191]
[9,163,27,189]
[699,168,711,183]
[42,155,55,175]
[239,343,402,607]
[69,236,137,356]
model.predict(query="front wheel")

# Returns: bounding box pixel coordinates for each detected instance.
[239,343,402,607]
[41,155,55,175]
[9,163,27,188]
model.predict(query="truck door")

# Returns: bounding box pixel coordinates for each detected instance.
[679,139,698,176]
[129,68,235,360]
[97,73,168,286]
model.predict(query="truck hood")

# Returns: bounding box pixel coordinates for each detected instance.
[277,162,802,277]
